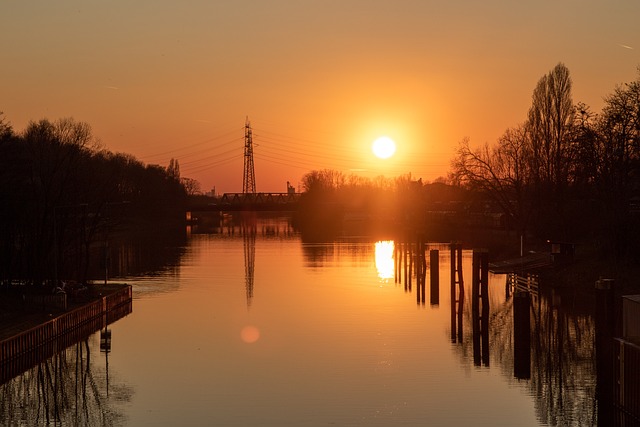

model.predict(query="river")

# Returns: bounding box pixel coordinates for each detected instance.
[1,215,601,426]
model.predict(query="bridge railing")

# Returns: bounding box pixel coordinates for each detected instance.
[219,192,301,205]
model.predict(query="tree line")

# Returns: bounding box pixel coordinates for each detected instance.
[451,63,640,258]
[294,169,458,241]
[0,116,188,285]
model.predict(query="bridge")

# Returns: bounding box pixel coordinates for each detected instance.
[190,192,301,212]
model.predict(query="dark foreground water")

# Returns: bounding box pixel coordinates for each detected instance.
[1,217,603,426]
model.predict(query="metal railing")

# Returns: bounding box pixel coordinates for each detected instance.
[0,285,132,384]
[507,272,539,296]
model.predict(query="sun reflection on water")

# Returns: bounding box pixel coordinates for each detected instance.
[374,240,395,281]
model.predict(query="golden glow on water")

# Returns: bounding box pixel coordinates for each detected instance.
[374,240,395,281]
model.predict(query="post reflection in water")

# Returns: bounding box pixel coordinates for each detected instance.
[430,249,440,306]
[450,243,465,344]
[1,338,132,426]
[514,291,532,379]
[471,249,490,367]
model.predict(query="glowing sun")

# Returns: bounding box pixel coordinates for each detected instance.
[372,136,396,159]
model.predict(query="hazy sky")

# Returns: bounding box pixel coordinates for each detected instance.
[2,1,639,193]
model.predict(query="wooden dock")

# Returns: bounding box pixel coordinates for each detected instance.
[489,252,553,274]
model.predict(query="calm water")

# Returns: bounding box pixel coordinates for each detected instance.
[2,217,599,426]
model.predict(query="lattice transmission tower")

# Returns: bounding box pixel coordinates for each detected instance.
[243,117,256,194]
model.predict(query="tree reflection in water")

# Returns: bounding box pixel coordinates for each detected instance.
[531,293,596,426]
[1,338,132,426]
[451,273,597,426]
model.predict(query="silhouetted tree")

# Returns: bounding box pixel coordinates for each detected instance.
[525,63,576,237]
[452,125,533,234]
[181,177,201,195]
[527,63,575,191]
[14,118,99,282]
[0,116,189,285]
[451,64,577,240]
[570,103,600,190]
[0,113,19,282]
[0,112,12,140]
[592,70,640,256]
[167,158,180,180]
[301,169,346,193]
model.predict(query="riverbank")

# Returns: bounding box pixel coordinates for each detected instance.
[455,227,640,297]
[539,243,640,296]
[0,283,128,341]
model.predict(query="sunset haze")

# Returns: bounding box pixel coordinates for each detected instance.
[2,0,639,193]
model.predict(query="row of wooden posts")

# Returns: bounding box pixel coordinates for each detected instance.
[394,241,492,367]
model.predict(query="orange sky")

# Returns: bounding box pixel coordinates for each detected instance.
[2,1,639,194]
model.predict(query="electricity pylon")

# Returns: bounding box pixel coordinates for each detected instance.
[243,117,256,194]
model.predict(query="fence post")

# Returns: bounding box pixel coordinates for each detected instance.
[595,278,615,417]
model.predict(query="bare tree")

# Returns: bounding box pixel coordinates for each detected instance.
[592,70,640,255]
[181,177,201,195]
[0,111,13,140]
[597,72,640,190]
[301,169,346,193]
[451,125,533,233]
[570,103,600,190]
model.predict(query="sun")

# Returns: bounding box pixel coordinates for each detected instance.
[372,136,397,159]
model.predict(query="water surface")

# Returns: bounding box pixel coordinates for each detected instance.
[2,219,598,426]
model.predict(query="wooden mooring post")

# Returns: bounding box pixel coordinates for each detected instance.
[513,290,531,379]
[595,278,615,422]
[472,249,489,366]
[430,249,439,306]
[450,243,464,343]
